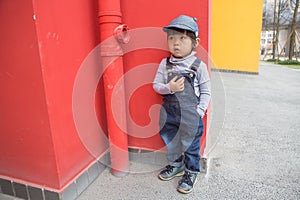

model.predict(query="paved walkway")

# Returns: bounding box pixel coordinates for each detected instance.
[76,62,300,200]
[1,61,299,200]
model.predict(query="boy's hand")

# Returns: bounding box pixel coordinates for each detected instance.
[169,76,185,92]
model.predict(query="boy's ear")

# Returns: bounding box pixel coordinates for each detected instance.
[194,38,200,48]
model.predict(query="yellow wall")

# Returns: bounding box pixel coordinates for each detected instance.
[211,0,263,73]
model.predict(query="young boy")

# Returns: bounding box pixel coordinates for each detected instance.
[153,15,211,194]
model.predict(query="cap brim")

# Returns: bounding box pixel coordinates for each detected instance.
[163,25,194,33]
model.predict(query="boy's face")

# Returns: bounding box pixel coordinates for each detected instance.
[167,31,196,58]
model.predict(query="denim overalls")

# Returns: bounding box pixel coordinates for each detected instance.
[159,57,204,173]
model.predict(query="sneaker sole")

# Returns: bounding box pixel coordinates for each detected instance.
[158,170,185,181]
[177,178,198,194]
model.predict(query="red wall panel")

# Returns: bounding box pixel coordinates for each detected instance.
[121,0,210,151]
[32,0,102,188]
[0,0,107,190]
[0,0,60,188]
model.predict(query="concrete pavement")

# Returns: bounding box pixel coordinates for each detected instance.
[77,61,300,200]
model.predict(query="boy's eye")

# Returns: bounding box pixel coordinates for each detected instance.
[168,35,187,41]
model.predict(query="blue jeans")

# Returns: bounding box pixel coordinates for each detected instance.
[159,103,204,172]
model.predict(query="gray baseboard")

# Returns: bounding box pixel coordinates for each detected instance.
[211,68,259,75]
[1,149,208,200]
[0,154,108,200]
[128,148,208,174]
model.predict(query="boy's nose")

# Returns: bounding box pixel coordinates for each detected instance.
[173,38,180,45]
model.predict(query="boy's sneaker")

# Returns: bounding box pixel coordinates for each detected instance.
[177,171,198,194]
[158,165,185,181]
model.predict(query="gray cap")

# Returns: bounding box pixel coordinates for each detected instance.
[163,15,199,37]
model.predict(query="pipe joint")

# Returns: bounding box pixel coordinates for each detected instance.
[114,24,130,44]
[98,11,122,24]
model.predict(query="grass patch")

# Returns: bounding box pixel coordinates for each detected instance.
[277,59,300,65]
[263,59,300,69]
[266,58,280,62]
[277,60,300,69]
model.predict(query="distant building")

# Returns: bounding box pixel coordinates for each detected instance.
[260,30,275,55]
[261,0,300,58]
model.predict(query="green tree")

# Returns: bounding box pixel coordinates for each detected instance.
[272,0,283,59]
[288,0,299,60]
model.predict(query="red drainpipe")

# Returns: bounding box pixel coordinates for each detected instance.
[98,0,129,176]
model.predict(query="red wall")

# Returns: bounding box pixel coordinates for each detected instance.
[0,0,210,191]
[0,0,59,188]
[0,0,106,190]
[121,0,210,151]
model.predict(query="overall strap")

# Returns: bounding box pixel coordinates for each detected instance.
[166,57,173,70]
[190,58,201,72]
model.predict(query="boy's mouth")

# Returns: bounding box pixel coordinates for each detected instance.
[174,48,180,52]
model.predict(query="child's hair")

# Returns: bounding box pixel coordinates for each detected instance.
[165,27,197,46]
